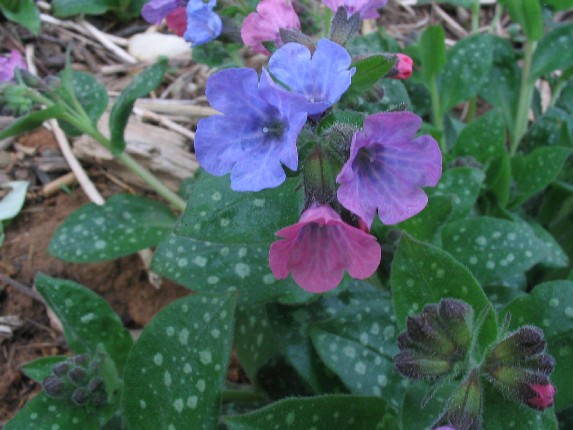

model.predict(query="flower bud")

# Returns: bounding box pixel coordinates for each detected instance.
[42,375,67,399]
[436,370,482,430]
[406,313,456,356]
[303,146,342,206]
[486,365,556,411]
[439,299,474,349]
[68,367,89,385]
[391,53,413,80]
[524,353,556,375]
[487,326,545,365]
[71,387,90,406]
[51,361,71,377]
[87,377,104,393]
[395,350,453,379]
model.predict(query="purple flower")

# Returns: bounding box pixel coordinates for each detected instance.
[322,0,388,19]
[183,0,222,45]
[241,0,300,56]
[195,68,308,191]
[269,204,381,293]
[269,38,355,115]
[336,112,442,227]
[141,0,184,24]
[0,50,27,83]
[434,425,457,430]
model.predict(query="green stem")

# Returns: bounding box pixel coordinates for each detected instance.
[116,152,186,211]
[429,78,445,152]
[511,40,536,156]
[489,3,503,34]
[471,0,480,34]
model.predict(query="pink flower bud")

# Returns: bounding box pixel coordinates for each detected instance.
[527,383,556,410]
[393,53,413,80]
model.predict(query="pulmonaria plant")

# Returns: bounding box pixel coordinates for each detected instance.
[241,0,300,55]
[269,204,381,292]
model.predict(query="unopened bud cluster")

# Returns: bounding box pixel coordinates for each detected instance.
[42,353,108,406]
[483,325,556,411]
[395,299,474,380]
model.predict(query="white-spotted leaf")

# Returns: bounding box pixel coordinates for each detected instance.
[122,293,236,430]
[427,167,485,219]
[0,181,29,221]
[48,194,175,262]
[224,395,393,430]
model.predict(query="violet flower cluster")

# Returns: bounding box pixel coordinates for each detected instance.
[142,0,221,45]
[194,29,441,292]
[0,50,27,83]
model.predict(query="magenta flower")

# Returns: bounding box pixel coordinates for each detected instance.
[0,50,27,82]
[241,0,300,55]
[527,383,556,410]
[336,112,442,227]
[269,205,381,293]
[322,0,388,19]
[142,0,184,24]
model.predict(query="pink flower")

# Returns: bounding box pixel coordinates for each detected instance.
[322,0,388,19]
[0,50,27,82]
[269,205,381,293]
[527,383,556,410]
[165,7,187,36]
[393,53,413,80]
[241,0,300,55]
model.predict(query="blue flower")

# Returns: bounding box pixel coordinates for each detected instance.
[268,38,355,115]
[195,68,309,191]
[141,0,183,24]
[183,0,222,45]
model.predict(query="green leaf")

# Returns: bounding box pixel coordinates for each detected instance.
[399,382,456,430]
[0,106,66,140]
[109,58,168,155]
[234,304,278,382]
[419,25,446,82]
[526,220,568,268]
[391,234,497,351]
[35,273,133,372]
[48,194,175,262]
[224,395,392,430]
[441,217,550,286]
[0,180,29,221]
[0,0,40,33]
[479,37,520,135]
[4,392,117,430]
[20,356,68,383]
[438,33,494,111]
[175,173,303,245]
[510,146,572,209]
[192,41,242,68]
[52,0,109,17]
[310,296,405,408]
[453,109,506,165]
[531,24,573,80]
[397,195,453,243]
[499,0,543,41]
[264,280,384,394]
[483,383,558,430]
[348,54,394,93]
[317,110,364,135]
[427,167,485,220]
[58,71,108,136]
[543,0,573,10]
[501,280,573,411]
[122,293,237,430]
[151,233,309,305]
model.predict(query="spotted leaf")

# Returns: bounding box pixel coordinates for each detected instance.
[48,194,175,263]
[122,293,236,430]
